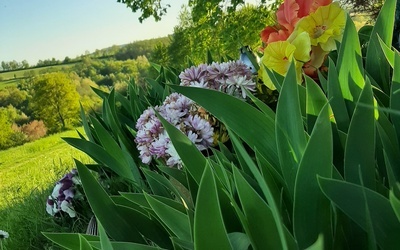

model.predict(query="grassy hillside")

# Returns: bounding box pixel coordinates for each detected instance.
[0,64,76,89]
[0,128,92,249]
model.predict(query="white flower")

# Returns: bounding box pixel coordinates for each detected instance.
[51,183,62,198]
[0,230,9,239]
[225,75,256,99]
[60,200,76,218]
[166,142,182,168]
[188,79,209,88]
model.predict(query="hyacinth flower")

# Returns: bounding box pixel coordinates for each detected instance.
[136,61,256,168]
[260,31,311,90]
[135,93,214,168]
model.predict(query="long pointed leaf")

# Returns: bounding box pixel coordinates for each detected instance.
[365,0,396,92]
[344,80,375,189]
[276,62,307,198]
[169,85,279,171]
[318,177,400,249]
[337,14,364,101]
[194,165,231,249]
[294,104,333,249]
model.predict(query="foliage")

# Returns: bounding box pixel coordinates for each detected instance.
[20,120,48,141]
[44,0,400,249]
[167,4,272,68]
[29,72,80,132]
[117,0,280,23]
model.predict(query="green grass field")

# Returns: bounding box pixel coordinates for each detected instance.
[0,128,92,249]
[0,64,76,89]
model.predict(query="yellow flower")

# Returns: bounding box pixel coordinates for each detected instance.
[295,2,346,51]
[260,31,311,90]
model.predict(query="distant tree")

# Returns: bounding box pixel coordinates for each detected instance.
[29,72,80,132]
[63,56,71,64]
[21,60,29,69]
[1,61,7,71]
[340,0,384,18]
[0,86,28,109]
[9,60,20,70]
[0,108,14,149]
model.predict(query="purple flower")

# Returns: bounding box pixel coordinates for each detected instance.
[46,169,81,218]
[179,64,208,86]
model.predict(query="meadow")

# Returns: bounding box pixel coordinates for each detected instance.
[0,64,76,89]
[0,128,92,249]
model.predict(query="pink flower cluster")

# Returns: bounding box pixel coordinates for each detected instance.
[135,61,255,168]
[179,60,256,99]
[135,93,213,168]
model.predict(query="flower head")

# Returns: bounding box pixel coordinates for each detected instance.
[0,230,9,239]
[260,31,311,90]
[46,169,81,218]
[295,2,346,51]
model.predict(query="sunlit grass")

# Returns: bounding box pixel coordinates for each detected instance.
[0,128,92,249]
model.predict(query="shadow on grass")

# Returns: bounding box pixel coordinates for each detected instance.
[0,186,88,250]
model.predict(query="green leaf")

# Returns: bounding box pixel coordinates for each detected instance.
[344,80,375,189]
[144,192,192,241]
[228,131,290,249]
[305,234,324,250]
[327,58,350,133]
[377,36,395,68]
[142,168,173,198]
[276,62,307,198]
[158,166,189,190]
[89,241,161,250]
[365,0,397,92]
[169,85,280,173]
[228,232,251,250]
[391,52,400,144]
[80,103,95,142]
[89,116,138,183]
[63,138,136,183]
[79,234,94,250]
[75,160,145,243]
[155,109,207,185]
[293,104,333,249]
[42,233,99,250]
[337,14,364,101]
[233,167,283,249]
[389,190,400,221]
[171,237,194,250]
[194,165,231,249]
[305,75,329,133]
[245,88,276,119]
[318,177,400,249]
[98,220,113,250]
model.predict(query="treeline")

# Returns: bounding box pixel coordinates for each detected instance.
[0,37,169,72]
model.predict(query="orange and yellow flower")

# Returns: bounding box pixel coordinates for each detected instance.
[295,2,346,52]
[260,31,311,90]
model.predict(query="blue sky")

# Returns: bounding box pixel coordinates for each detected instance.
[0,0,186,65]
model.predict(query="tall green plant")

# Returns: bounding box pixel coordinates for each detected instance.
[45,0,400,249]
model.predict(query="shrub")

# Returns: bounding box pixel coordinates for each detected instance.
[21,120,47,142]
